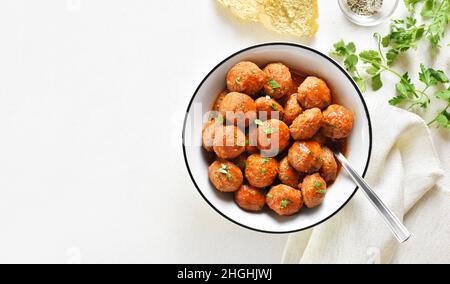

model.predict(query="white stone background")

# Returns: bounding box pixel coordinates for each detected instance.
[0,0,448,263]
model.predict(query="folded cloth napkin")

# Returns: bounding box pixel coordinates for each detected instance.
[282,94,443,264]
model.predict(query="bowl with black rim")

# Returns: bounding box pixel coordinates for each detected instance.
[182,43,372,234]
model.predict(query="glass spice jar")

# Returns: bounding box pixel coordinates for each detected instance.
[338,0,400,26]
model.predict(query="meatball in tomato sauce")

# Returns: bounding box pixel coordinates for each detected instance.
[208,161,243,193]
[202,115,223,152]
[297,76,332,110]
[266,185,303,216]
[288,141,323,174]
[234,185,266,212]
[283,94,303,126]
[219,92,257,127]
[289,108,322,140]
[245,154,278,188]
[213,125,246,159]
[321,104,354,139]
[278,157,301,188]
[301,173,327,208]
[263,63,293,99]
[227,61,267,96]
[320,146,338,183]
[255,96,284,120]
[257,119,290,157]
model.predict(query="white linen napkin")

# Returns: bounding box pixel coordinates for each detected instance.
[282,94,443,264]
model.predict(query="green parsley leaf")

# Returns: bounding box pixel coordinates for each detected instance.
[404,0,423,12]
[280,198,290,209]
[386,49,399,65]
[396,73,416,97]
[419,64,450,87]
[353,76,367,92]
[332,40,356,57]
[359,50,382,64]
[435,88,450,101]
[254,119,264,126]
[271,103,278,111]
[344,54,359,73]
[218,164,232,181]
[389,95,407,106]
[314,181,323,190]
[421,0,436,18]
[372,73,383,90]
[261,168,267,175]
[263,126,275,135]
[268,79,281,90]
[316,189,327,195]
[262,158,270,164]
[436,111,450,128]
[236,76,241,83]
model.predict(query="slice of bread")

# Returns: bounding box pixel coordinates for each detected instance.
[217,0,260,22]
[217,0,319,37]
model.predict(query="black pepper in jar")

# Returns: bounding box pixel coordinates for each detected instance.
[347,0,383,16]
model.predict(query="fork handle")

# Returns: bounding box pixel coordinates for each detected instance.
[334,152,411,243]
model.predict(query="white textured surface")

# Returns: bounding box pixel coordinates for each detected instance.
[0,0,448,263]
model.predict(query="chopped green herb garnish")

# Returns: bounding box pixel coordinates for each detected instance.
[264,126,275,135]
[271,103,278,111]
[314,181,323,190]
[266,193,273,199]
[262,158,270,164]
[315,181,326,195]
[254,119,264,126]
[268,79,281,90]
[236,76,241,84]
[218,164,233,181]
[280,198,290,209]
[261,168,267,175]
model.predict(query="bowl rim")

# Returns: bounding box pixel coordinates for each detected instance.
[182,42,373,234]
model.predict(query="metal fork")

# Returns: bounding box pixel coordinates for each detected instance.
[334,151,411,243]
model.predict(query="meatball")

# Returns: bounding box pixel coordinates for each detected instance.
[202,115,223,152]
[288,141,323,173]
[234,185,266,212]
[289,108,323,140]
[255,96,284,120]
[283,94,303,126]
[301,173,327,208]
[208,161,243,192]
[297,76,332,110]
[263,63,293,99]
[245,126,259,154]
[213,125,246,159]
[213,91,228,111]
[321,104,354,139]
[219,92,257,127]
[266,185,303,216]
[278,157,301,188]
[233,153,248,171]
[226,61,267,95]
[320,147,338,183]
[245,154,278,188]
[257,119,290,157]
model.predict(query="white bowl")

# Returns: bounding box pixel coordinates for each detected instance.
[182,43,372,234]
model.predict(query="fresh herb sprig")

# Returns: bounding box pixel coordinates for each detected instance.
[388,0,450,63]
[331,0,450,128]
